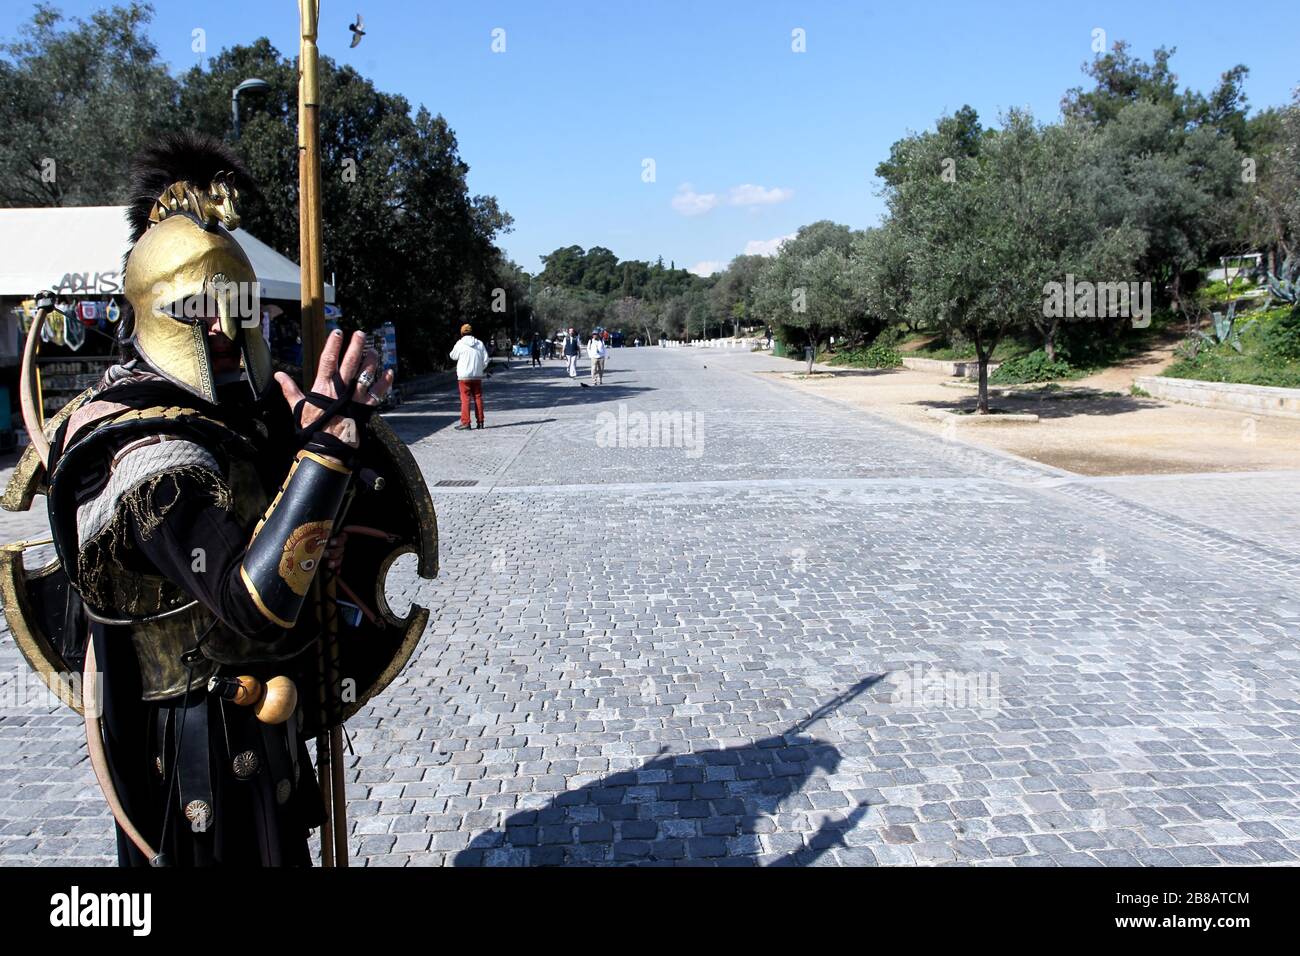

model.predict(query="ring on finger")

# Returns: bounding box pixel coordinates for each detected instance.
[357,369,376,389]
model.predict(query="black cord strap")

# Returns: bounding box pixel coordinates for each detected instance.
[291,369,373,467]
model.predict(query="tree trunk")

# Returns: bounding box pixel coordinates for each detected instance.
[1043,318,1057,362]
[973,327,990,415]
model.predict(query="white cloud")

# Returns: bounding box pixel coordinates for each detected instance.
[728,184,794,206]
[743,233,796,257]
[671,184,719,216]
[671,182,793,217]
[689,261,723,277]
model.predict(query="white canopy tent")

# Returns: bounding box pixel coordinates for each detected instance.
[0,205,335,303]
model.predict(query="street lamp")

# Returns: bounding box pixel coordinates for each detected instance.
[231,78,271,137]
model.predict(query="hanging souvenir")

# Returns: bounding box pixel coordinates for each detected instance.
[105,298,122,323]
[18,299,36,334]
[77,301,104,326]
[43,309,66,346]
[64,313,85,351]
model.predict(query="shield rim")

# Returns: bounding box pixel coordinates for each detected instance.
[0,542,82,713]
[333,414,437,725]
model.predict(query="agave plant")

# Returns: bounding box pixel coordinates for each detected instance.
[1196,300,1255,353]
[1266,255,1299,305]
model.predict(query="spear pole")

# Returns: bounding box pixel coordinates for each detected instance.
[298,0,325,374]
[297,0,348,868]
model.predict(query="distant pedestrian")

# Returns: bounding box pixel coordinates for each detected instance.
[588,332,607,384]
[450,322,488,430]
[564,327,581,378]
[530,333,542,368]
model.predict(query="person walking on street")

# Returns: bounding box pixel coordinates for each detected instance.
[588,332,607,385]
[564,327,581,378]
[450,322,488,430]
[530,333,542,368]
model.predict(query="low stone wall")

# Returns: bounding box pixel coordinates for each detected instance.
[1135,375,1300,419]
[902,356,1001,379]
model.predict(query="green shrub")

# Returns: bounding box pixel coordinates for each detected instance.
[1164,345,1300,389]
[1263,306,1300,360]
[917,334,977,360]
[1198,277,1258,302]
[862,343,903,368]
[915,332,1031,363]
[990,349,1073,384]
[1163,305,1300,387]
[829,342,903,369]
[873,325,905,348]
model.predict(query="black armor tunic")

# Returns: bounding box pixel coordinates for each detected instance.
[48,370,325,866]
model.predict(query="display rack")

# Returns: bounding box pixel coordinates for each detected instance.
[36,356,114,416]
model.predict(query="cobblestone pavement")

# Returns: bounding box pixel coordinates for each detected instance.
[2,345,1298,866]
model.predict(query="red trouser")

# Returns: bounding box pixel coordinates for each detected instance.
[458,378,484,426]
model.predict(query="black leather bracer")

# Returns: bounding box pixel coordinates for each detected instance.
[239,449,351,628]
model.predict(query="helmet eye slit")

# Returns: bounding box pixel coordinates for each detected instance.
[160,298,205,324]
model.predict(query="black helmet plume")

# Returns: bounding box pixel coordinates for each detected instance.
[125,132,255,245]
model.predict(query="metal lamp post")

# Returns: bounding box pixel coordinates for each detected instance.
[231,77,271,137]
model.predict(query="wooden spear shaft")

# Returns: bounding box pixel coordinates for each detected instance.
[299,0,325,375]
[298,0,347,868]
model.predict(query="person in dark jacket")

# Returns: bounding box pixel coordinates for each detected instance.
[563,328,581,378]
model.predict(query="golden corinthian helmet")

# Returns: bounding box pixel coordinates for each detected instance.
[122,133,273,404]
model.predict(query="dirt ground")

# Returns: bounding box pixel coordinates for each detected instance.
[761,364,1300,476]
[1071,327,1184,393]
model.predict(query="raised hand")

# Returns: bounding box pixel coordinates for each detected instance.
[274,329,394,449]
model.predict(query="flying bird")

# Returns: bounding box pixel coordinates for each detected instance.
[349,13,366,48]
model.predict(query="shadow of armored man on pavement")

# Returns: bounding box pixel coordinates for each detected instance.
[453,677,879,867]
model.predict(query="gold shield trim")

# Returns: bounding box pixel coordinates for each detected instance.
[0,541,81,713]
[330,415,438,727]
[0,388,93,514]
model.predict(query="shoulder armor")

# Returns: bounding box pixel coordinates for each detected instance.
[46,403,250,620]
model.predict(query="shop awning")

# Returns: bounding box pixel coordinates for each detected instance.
[0,205,335,303]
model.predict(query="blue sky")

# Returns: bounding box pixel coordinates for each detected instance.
[4,1,1298,275]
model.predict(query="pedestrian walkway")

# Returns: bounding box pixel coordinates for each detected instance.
[1,347,1297,866]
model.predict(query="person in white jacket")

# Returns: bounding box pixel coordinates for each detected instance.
[449,323,489,430]
[587,333,607,385]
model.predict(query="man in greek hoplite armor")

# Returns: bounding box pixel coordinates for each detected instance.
[0,133,437,866]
